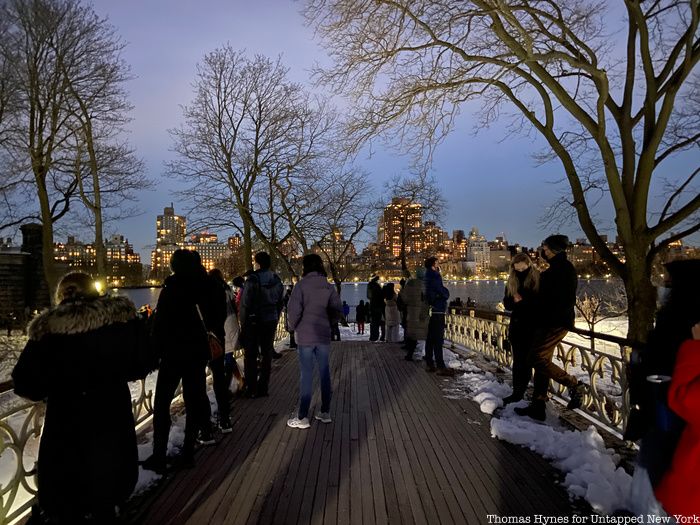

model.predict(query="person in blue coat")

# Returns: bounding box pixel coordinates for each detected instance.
[423,257,454,376]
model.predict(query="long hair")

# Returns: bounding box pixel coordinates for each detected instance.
[506,253,539,297]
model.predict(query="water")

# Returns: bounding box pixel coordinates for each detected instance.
[117,279,624,311]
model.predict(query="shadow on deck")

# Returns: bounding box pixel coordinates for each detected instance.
[124,341,576,524]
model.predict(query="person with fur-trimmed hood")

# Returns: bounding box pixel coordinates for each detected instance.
[12,272,151,524]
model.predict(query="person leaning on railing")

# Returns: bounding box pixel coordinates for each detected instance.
[501,253,540,406]
[12,272,153,525]
[514,235,587,422]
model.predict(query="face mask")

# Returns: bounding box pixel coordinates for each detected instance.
[658,287,671,304]
[515,268,530,277]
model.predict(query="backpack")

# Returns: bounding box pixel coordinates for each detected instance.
[249,271,284,319]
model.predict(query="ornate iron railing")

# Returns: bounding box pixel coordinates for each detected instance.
[445,308,637,431]
[0,313,288,525]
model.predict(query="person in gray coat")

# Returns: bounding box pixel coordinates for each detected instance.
[399,268,430,361]
[286,254,343,429]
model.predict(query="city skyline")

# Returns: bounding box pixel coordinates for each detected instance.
[3,1,693,262]
[68,0,700,262]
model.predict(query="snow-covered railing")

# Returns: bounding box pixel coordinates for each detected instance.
[0,313,288,525]
[445,309,637,432]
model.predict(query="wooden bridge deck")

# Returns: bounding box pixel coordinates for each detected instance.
[126,341,576,525]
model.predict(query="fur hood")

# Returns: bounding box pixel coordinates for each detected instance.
[28,295,137,341]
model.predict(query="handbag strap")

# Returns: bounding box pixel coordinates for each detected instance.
[194,304,209,335]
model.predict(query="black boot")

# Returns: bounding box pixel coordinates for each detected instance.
[141,454,167,474]
[567,382,587,410]
[514,401,546,421]
[502,393,523,406]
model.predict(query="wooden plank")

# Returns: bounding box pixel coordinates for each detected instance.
[124,340,577,525]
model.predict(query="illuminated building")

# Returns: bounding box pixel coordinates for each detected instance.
[380,197,423,257]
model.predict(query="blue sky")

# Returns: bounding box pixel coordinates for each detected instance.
[87,0,697,260]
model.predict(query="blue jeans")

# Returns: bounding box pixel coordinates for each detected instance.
[297,345,332,419]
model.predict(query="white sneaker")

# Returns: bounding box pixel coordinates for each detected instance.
[315,412,332,423]
[287,417,310,429]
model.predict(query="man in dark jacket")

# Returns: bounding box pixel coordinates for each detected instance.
[239,252,284,398]
[515,235,586,421]
[424,257,454,376]
[367,274,385,342]
[143,250,217,473]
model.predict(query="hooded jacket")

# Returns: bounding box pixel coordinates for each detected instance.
[286,272,342,345]
[239,269,284,327]
[12,295,148,519]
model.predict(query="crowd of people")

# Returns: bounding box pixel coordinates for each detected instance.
[10,237,700,521]
[12,249,290,524]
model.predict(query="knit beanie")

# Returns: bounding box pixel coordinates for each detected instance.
[543,235,569,253]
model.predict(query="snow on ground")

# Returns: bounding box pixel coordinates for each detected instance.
[441,351,635,515]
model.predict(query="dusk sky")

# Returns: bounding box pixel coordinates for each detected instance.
[86,0,698,260]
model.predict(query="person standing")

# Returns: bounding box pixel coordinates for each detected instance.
[655,323,700,518]
[143,250,216,474]
[628,258,700,505]
[12,272,151,524]
[286,254,343,429]
[367,274,385,342]
[400,268,429,361]
[283,283,298,349]
[355,300,367,335]
[384,283,401,343]
[239,252,284,398]
[502,253,540,405]
[515,235,585,421]
[424,257,454,376]
[207,269,233,432]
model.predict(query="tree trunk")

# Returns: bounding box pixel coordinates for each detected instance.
[85,127,107,280]
[330,263,342,295]
[242,219,253,272]
[36,177,58,304]
[622,246,657,345]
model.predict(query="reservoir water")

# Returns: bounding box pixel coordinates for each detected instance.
[117,279,624,312]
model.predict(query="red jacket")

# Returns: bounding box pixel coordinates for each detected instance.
[655,339,700,518]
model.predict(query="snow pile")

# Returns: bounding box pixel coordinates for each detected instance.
[491,415,632,514]
[441,354,634,515]
[444,367,510,414]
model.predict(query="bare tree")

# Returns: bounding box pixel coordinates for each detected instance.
[379,173,447,277]
[306,166,372,292]
[305,0,700,343]
[170,48,346,274]
[58,39,145,281]
[575,282,628,350]
[0,0,139,298]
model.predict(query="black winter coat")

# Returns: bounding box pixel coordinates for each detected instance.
[153,271,223,363]
[12,295,149,519]
[503,269,538,339]
[537,252,578,330]
[367,279,384,315]
[355,303,366,323]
